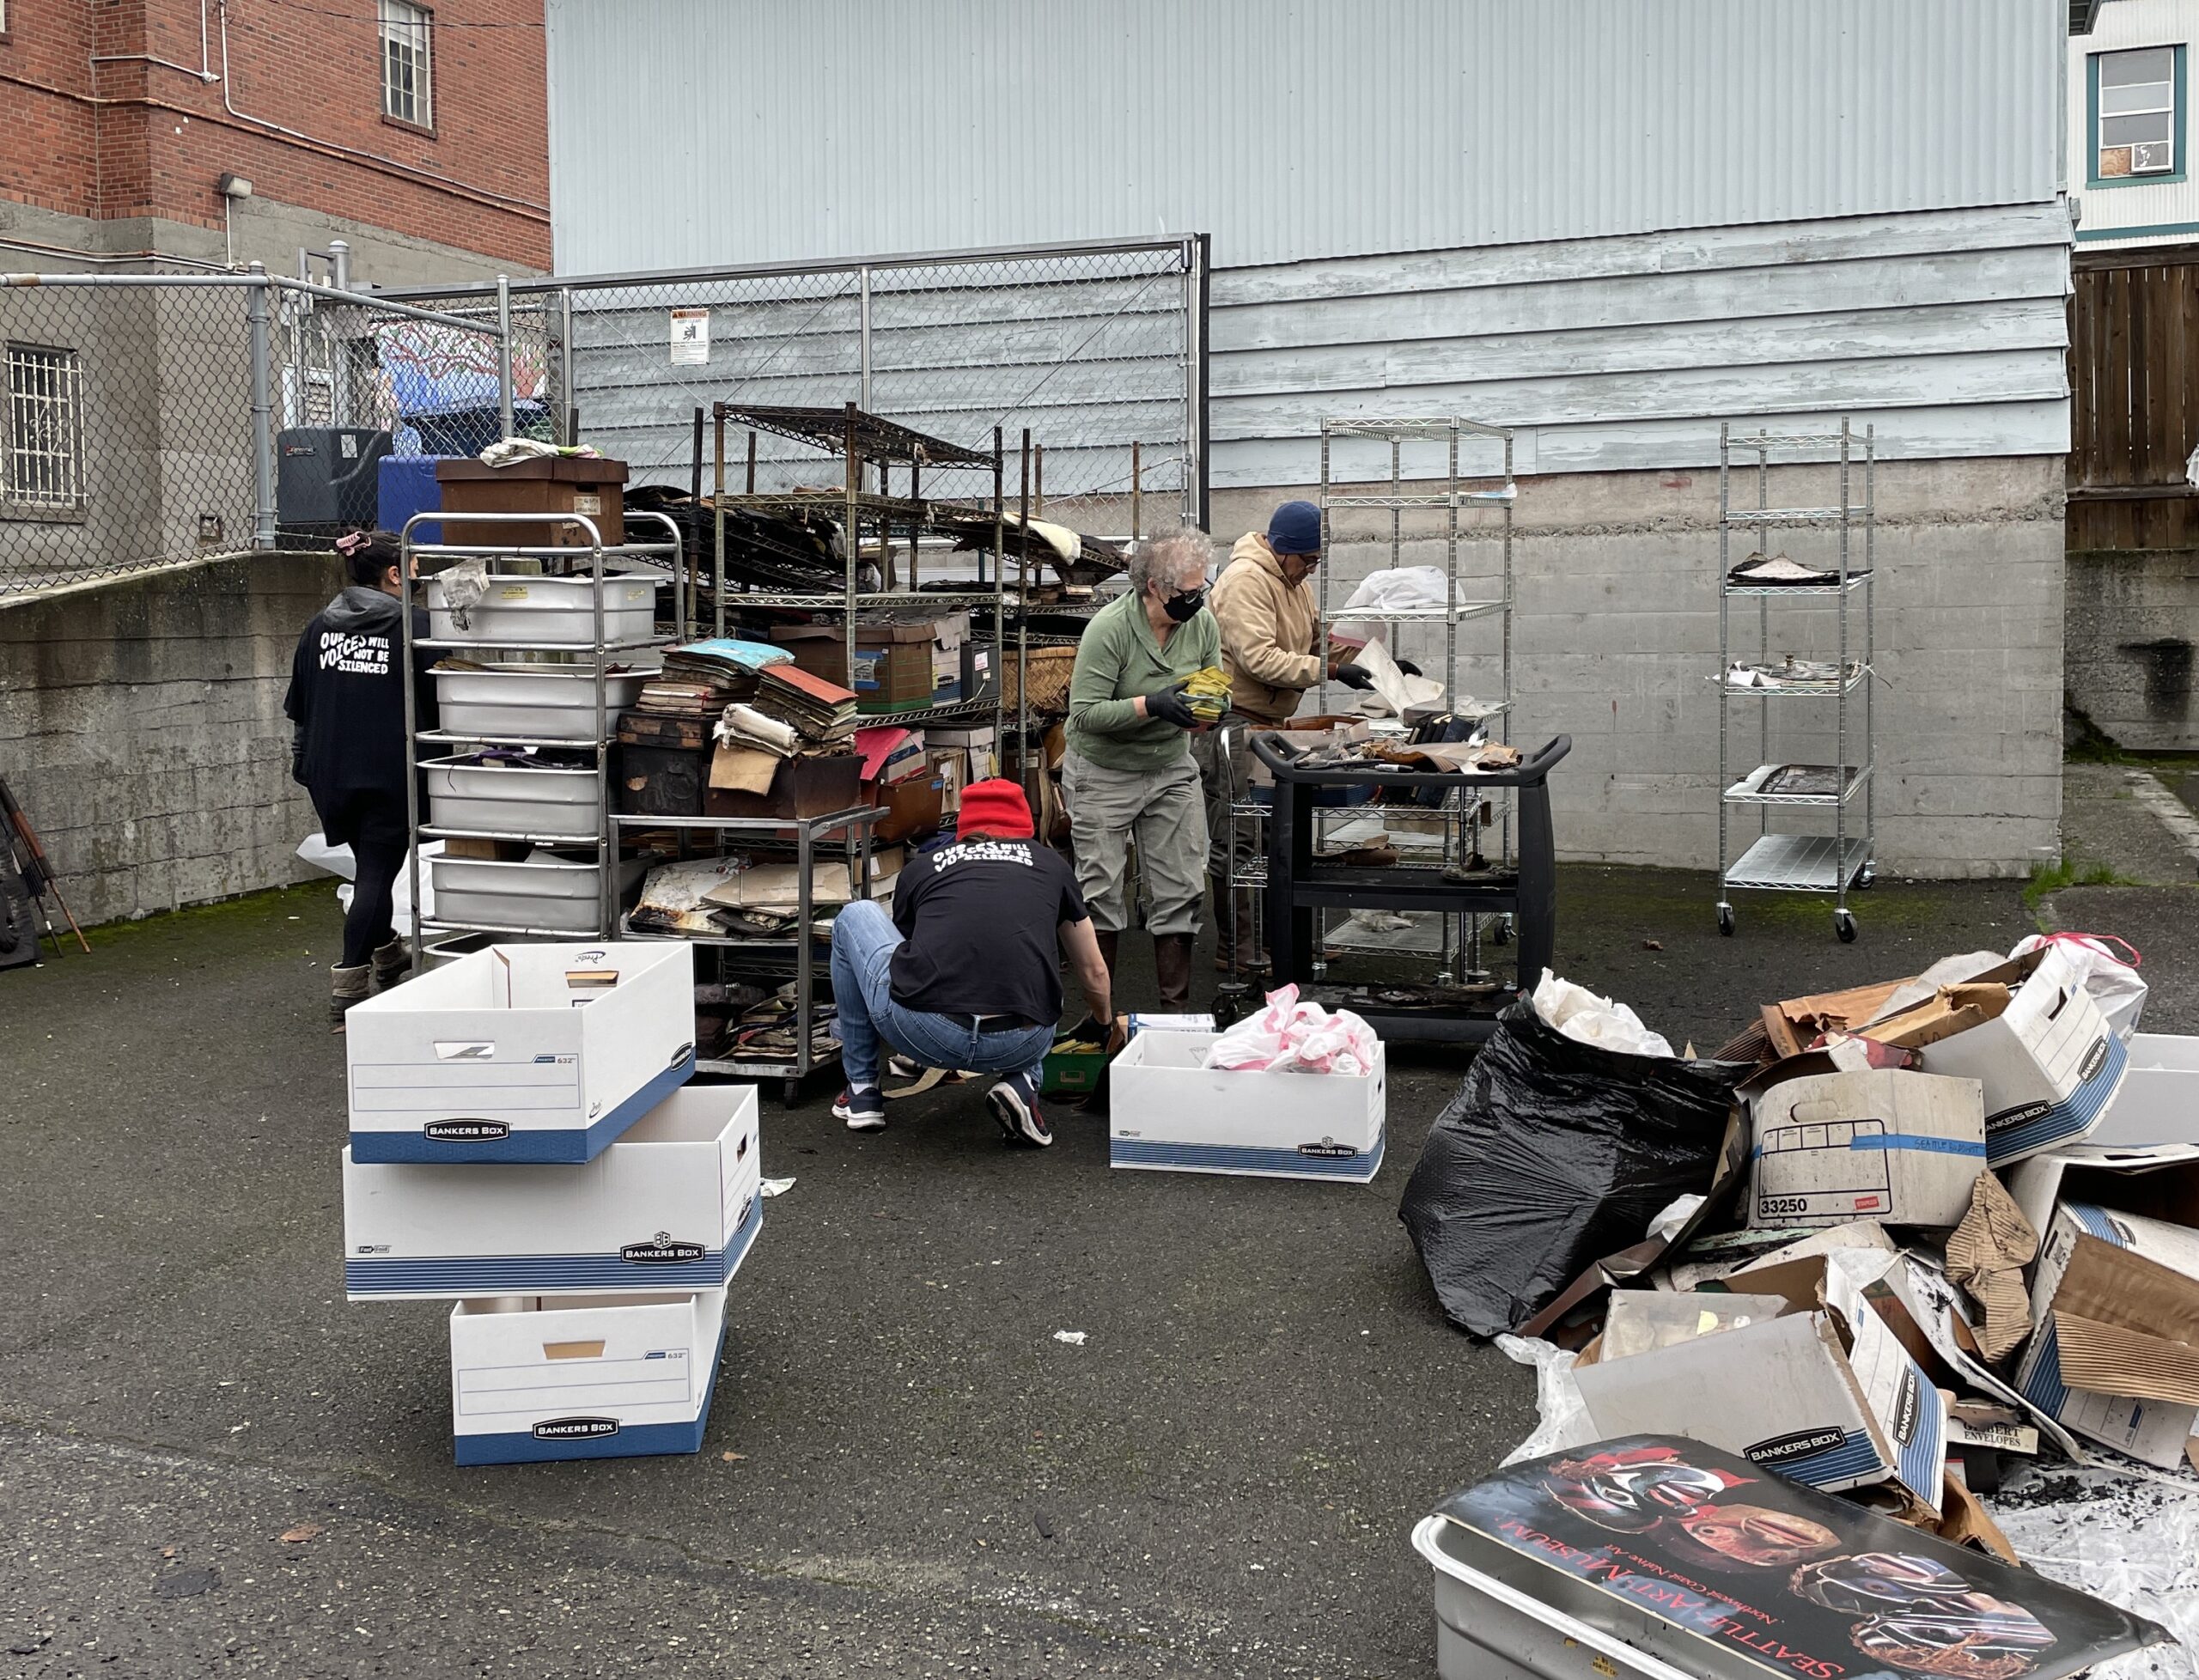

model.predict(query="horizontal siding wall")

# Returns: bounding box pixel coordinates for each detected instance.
[544,0,2063,274]
[1209,204,2074,487]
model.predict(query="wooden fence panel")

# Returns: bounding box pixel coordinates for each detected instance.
[2069,250,2199,551]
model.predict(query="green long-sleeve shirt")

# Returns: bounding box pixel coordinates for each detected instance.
[1063,589,1222,772]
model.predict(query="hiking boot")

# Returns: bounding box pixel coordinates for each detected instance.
[833,1086,886,1132]
[369,937,412,992]
[329,964,371,1032]
[987,1071,1052,1147]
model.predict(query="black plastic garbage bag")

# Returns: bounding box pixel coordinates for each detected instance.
[1398,998,1746,1337]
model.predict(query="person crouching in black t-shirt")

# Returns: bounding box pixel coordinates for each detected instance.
[830,779,1119,1146]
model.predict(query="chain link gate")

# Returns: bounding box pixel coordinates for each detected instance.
[387,235,1205,542]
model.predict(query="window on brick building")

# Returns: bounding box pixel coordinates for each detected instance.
[380,0,434,129]
[4,345,87,513]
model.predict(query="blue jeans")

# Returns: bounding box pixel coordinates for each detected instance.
[829,901,1056,1093]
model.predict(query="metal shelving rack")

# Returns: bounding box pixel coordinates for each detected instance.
[1221,416,1516,986]
[707,401,1010,740]
[1715,419,1877,943]
[398,508,684,960]
[610,807,881,1105]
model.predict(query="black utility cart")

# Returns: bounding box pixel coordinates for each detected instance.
[1252,733,1572,1044]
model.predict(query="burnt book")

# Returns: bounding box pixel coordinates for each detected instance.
[753,663,858,742]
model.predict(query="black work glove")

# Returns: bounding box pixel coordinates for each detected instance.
[1394,657,1422,677]
[1331,662,1376,691]
[1142,680,1198,728]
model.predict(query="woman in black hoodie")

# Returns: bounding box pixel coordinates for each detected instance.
[285,530,436,1026]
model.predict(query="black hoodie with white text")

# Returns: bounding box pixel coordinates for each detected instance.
[283,585,436,838]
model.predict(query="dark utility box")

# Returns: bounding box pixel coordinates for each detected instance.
[277,428,393,528]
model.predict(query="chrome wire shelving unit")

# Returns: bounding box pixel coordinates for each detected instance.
[398,508,683,962]
[673,403,1015,1099]
[1218,416,1517,987]
[706,400,1010,740]
[1715,419,1877,943]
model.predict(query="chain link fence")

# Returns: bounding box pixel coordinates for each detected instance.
[0,271,511,601]
[390,237,1203,542]
[1,238,1199,603]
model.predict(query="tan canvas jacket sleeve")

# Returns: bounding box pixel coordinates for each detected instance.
[1213,534,1323,720]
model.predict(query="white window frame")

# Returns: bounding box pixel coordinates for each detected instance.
[2097,46,2178,178]
[4,344,88,514]
[379,0,435,130]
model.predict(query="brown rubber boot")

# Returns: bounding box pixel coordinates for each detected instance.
[329,964,371,1032]
[1154,933,1196,1009]
[369,937,412,993]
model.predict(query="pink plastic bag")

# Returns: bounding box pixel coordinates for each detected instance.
[1203,983,1379,1075]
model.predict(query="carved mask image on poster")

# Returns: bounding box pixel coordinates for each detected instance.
[1430,1435,2167,1680]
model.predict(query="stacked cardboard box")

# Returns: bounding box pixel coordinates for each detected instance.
[341,941,764,1464]
[1465,937,2199,1549]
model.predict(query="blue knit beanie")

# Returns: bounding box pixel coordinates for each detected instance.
[1267,499,1322,557]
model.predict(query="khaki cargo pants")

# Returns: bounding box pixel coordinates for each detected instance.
[1061,748,1208,937]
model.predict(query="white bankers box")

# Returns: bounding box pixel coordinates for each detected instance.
[448,1282,728,1466]
[1107,1032,1386,1183]
[346,941,695,1164]
[344,1083,762,1299]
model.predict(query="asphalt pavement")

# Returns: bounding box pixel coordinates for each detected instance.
[0,844,2186,1678]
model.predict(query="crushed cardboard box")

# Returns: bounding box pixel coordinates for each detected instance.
[1574,1256,1946,1514]
[2013,1202,2199,1469]
[1747,1068,1986,1231]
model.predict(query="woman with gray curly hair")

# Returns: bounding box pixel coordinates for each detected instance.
[1060,525,1222,1007]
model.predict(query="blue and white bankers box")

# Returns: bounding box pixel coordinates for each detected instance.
[342,1082,763,1298]
[338,940,759,1465]
[1106,1030,1386,1184]
[448,1284,733,1467]
[344,941,696,1164]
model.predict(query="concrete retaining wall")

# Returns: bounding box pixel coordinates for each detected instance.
[1211,453,2065,880]
[2065,549,2199,752]
[0,553,343,926]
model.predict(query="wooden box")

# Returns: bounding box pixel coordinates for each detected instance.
[435,456,629,550]
[704,752,862,820]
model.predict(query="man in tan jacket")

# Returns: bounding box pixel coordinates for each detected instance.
[1196,500,1392,973]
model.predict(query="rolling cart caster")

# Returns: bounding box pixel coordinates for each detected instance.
[782,1079,803,1107]
[1857,867,1876,890]
[1490,915,1512,947]
[1212,981,1254,1030]
[1835,909,1858,944]
[1717,903,1735,937]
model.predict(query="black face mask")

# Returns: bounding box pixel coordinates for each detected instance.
[1161,586,1207,623]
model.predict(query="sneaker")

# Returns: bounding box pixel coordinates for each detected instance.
[987,1072,1052,1147]
[833,1086,886,1132]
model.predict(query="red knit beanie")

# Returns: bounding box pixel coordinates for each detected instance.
[956,778,1034,840]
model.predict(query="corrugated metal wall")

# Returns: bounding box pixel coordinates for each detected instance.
[2069,0,2199,250]
[544,0,2062,274]
[1212,202,2074,486]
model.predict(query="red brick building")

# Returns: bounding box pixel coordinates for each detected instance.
[1,0,549,283]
